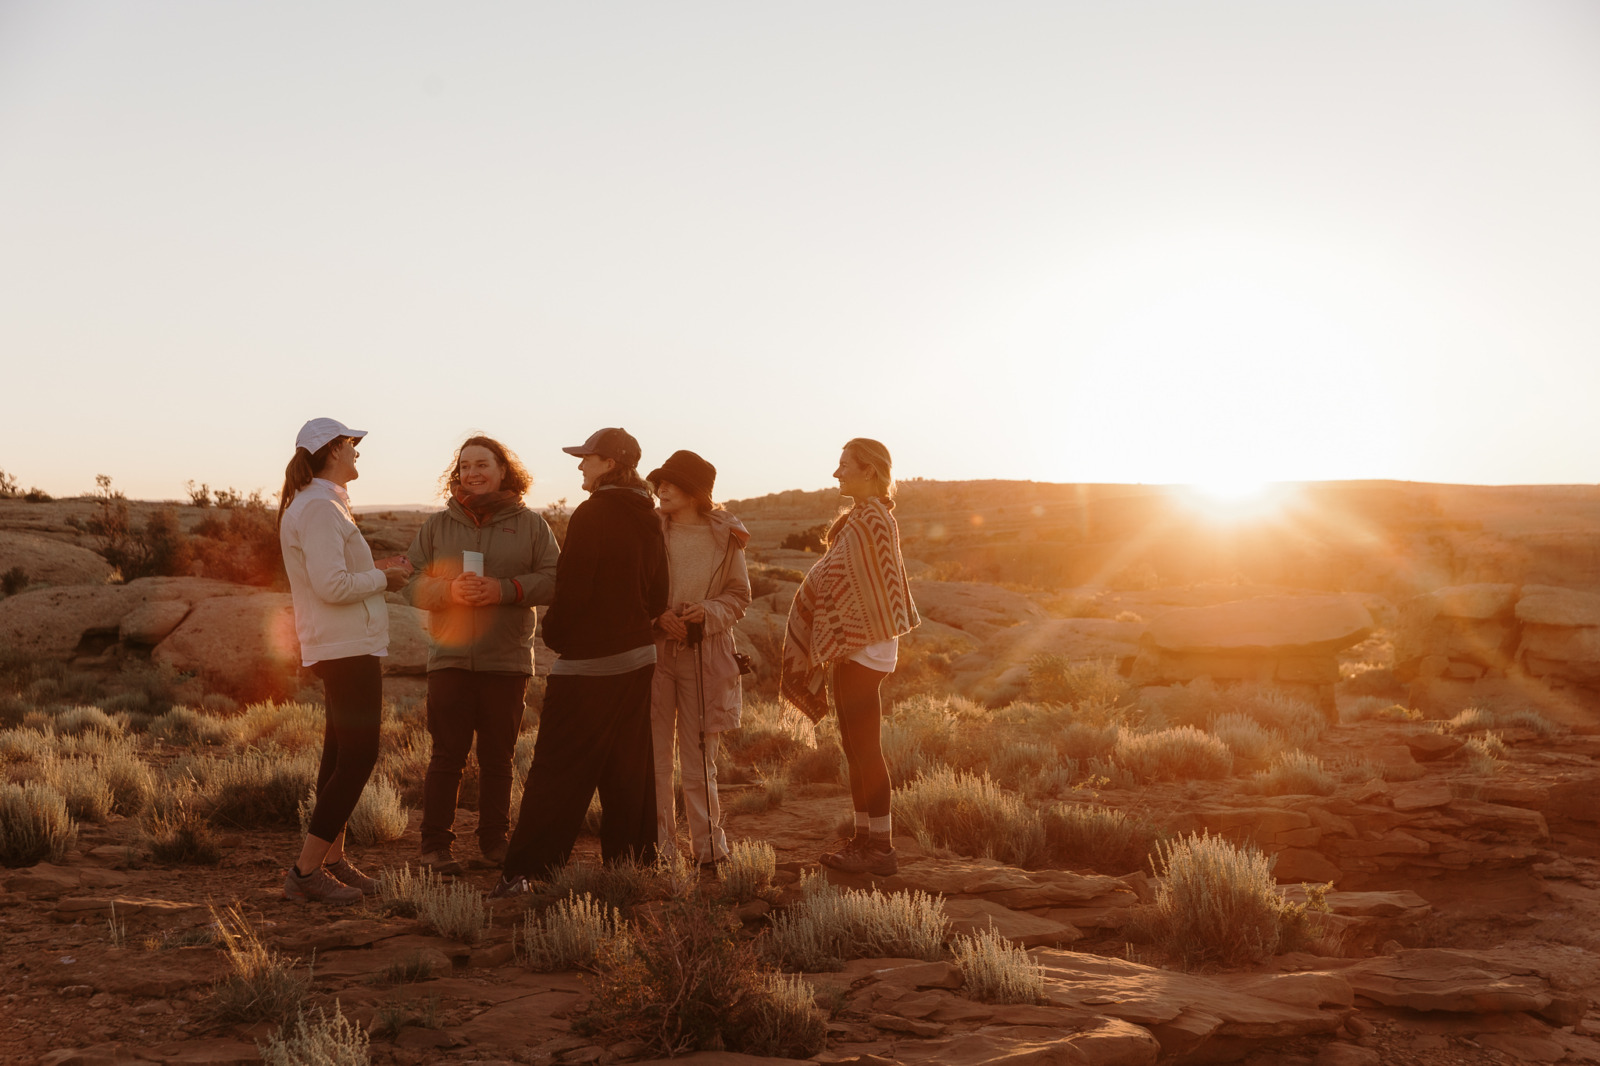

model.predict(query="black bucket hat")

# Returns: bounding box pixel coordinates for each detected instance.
[647,450,716,502]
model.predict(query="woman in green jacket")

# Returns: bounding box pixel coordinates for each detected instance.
[404,436,559,872]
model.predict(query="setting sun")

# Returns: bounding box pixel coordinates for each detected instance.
[1175,479,1292,523]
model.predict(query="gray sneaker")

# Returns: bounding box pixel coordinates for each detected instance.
[284,864,363,904]
[323,857,379,896]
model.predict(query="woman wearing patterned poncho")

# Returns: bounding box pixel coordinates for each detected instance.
[780,438,920,875]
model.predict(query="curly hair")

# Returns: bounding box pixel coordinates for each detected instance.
[440,435,534,498]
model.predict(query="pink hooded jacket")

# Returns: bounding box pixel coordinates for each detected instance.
[651,508,752,731]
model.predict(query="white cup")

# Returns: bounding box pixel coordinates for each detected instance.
[462,551,484,577]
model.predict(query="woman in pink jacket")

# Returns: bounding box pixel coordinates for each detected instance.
[647,450,751,869]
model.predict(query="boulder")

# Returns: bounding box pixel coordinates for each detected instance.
[0,576,258,660]
[908,579,1050,640]
[152,593,301,697]
[383,603,432,675]
[118,600,190,645]
[1516,585,1600,628]
[0,531,113,588]
[1145,596,1373,655]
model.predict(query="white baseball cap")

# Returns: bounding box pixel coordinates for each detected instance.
[295,418,367,454]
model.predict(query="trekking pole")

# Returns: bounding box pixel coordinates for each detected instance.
[694,635,713,868]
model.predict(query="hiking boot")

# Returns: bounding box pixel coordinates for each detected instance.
[283,864,363,904]
[821,839,897,877]
[323,857,379,896]
[489,874,530,899]
[818,835,866,870]
[478,840,508,866]
[419,849,463,876]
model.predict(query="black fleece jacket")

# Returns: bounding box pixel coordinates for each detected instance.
[540,486,668,660]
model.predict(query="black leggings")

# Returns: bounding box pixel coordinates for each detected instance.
[834,660,892,819]
[307,655,383,842]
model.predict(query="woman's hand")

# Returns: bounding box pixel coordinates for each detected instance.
[656,609,689,641]
[678,602,706,624]
[377,556,413,592]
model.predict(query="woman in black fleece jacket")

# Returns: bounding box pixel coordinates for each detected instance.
[495,428,668,894]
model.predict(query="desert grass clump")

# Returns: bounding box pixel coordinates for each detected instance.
[208,904,312,1023]
[893,768,1046,867]
[1442,705,1497,734]
[1113,726,1232,783]
[148,706,238,747]
[763,871,948,971]
[539,857,663,910]
[1209,713,1276,761]
[377,864,487,942]
[233,700,324,752]
[719,839,777,904]
[721,698,815,772]
[49,704,126,738]
[258,1001,369,1066]
[1042,802,1160,874]
[579,894,825,1058]
[952,926,1045,1004]
[1145,832,1302,968]
[190,747,319,829]
[97,745,157,816]
[143,790,223,865]
[521,893,632,972]
[1149,681,1326,747]
[1344,697,1420,723]
[0,727,53,763]
[1026,656,1129,710]
[0,781,78,866]
[36,754,116,822]
[1253,751,1336,796]
[1463,732,1507,775]
[1501,709,1560,736]
[1056,720,1119,763]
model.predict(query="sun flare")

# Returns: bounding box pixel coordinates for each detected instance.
[1175,479,1290,524]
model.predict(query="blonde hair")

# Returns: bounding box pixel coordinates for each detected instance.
[844,437,894,499]
[825,438,896,547]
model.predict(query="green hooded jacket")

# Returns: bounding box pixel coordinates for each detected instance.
[403,497,560,674]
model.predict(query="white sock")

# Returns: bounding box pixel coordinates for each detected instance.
[854,811,870,831]
[868,814,892,836]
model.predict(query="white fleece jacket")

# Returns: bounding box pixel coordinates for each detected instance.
[279,479,389,664]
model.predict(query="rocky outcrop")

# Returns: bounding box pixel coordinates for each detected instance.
[1394,582,1600,725]
[0,531,113,589]
[1132,596,1374,720]
[0,577,254,659]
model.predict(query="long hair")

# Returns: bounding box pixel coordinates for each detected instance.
[440,435,533,498]
[825,437,896,547]
[595,463,653,495]
[277,437,344,529]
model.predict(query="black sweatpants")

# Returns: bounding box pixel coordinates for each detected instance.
[307,654,383,842]
[503,664,657,880]
[421,668,528,853]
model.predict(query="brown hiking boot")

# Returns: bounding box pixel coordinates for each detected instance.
[323,857,379,896]
[419,849,463,876]
[821,839,897,877]
[818,834,867,870]
[283,864,362,904]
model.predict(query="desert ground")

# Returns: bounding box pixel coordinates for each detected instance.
[2,479,1599,1066]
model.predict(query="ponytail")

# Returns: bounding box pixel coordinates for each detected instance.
[277,437,344,528]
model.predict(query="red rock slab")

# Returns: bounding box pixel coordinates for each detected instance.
[52,896,201,923]
[873,857,1131,909]
[887,1018,1161,1066]
[453,985,589,1050]
[1342,948,1554,1012]
[1388,779,1453,812]
[1034,950,1348,1059]
[310,939,455,982]
[943,898,1081,948]
[273,917,393,953]
[127,1038,260,1065]
[1146,595,1373,655]
[6,863,129,899]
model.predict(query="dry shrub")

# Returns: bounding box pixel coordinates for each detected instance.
[208,904,311,1022]
[1344,697,1419,723]
[49,705,126,737]
[892,768,1045,867]
[1056,720,1118,762]
[1252,751,1336,796]
[376,864,486,942]
[186,747,318,829]
[1463,732,1507,775]
[1147,680,1326,747]
[521,893,632,972]
[1026,656,1129,709]
[1145,832,1309,968]
[1042,802,1160,874]
[763,871,948,971]
[144,789,222,865]
[259,1001,369,1066]
[721,699,814,771]
[1114,726,1232,783]
[952,926,1045,1004]
[0,781,77,866]
[580,894,825,1058]
[149,706,238,747]
[1208,713,1277,761]
[719,839,777,904]
[538,857,671,911]
[36,755,116,822]
[0,728,52,763]
[234,701,324,751]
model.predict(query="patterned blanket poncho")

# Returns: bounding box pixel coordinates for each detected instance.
[780,497,920,722]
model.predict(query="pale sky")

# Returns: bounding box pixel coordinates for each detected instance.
[2,2,1597,508]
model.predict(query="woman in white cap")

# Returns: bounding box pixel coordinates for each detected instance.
[277,417,412,904]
